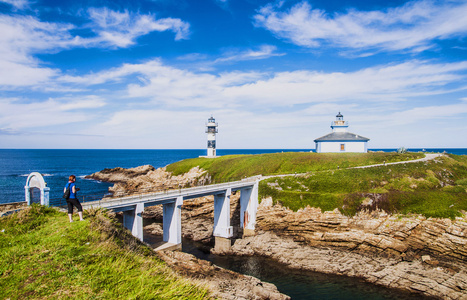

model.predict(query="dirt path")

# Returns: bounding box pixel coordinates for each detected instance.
[261,153,444,180]
[351,153,443,169]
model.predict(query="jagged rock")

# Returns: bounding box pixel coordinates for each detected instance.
[88,166,467,299]
[157,250,289,300]
[86,166,207,195]
[86,165,155,182]
[0,202,26,216]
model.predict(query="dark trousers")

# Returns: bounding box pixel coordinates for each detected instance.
[66,198,83,214]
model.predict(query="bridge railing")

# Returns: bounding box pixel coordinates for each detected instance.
[48,175,260,207]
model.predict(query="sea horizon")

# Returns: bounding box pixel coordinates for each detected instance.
[1,147,466,150]
[1,148,466,205]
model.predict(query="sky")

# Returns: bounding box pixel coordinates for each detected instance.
[1,0,467,149]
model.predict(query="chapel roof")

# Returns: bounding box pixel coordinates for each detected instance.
[314,131,370,142]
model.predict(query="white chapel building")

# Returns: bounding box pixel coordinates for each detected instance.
[314,112,370,153]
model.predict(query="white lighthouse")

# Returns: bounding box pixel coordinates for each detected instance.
[206,116,218,157]
[314,112,370,153]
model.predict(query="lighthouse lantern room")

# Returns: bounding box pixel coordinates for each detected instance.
[206,116,218,157]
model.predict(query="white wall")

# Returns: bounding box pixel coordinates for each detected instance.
[316,141,368,153]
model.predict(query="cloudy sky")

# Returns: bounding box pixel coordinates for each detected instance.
[1,0,466,149]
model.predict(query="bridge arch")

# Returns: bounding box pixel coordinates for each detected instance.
[25,172,50,206]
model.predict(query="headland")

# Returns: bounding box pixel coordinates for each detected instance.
[85,151,467,299]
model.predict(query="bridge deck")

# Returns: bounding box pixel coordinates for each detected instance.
[82,178,258,211]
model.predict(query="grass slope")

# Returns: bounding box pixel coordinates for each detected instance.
[261,154,467,218]
[0,205,209,300]
[166,152,424,182]
[167,152,467,219]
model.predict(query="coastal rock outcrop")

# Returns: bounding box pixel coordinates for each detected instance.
[224,199,467,299]
[89,165,467,299]
[86,165,207,195]
[0,202,26,217]
[157,250,289,300]
[255,198,467,263]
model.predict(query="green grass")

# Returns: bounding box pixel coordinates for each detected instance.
[166,151,467,218]
[0,205,210,300]
[166,152,424,183]
[260,155,467,219]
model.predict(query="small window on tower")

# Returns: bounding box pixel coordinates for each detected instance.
[340,144,345,151]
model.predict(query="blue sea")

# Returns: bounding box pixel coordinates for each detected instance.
[1,148,466,205]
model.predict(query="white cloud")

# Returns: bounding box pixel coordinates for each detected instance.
[384,102,467,126]
[254,0,467,53]
[0,8,189,88]
[0,96,106,130]
[0,14,74,87]
[140,60,467,107]
[86,8,190,48]
[214,45,285,63]
[58,58,467,110]
[0,0,29,10]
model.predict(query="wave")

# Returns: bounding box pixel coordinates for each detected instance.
[19,173,54,177]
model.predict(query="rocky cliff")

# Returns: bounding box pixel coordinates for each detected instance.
[90,165,467,299]
[86,165,208,195]
[228,198,467,299]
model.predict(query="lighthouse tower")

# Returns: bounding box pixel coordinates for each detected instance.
[331,112,348,133]
[206,116,218,157]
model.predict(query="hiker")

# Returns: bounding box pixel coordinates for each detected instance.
[64,175,84,222]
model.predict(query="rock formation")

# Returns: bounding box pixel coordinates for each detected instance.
[157,250,289,300]
[86,165,208,195]
[89,166,288,299]
[0,202,26,217]
[89,165,467,299]
[227,198,467,299]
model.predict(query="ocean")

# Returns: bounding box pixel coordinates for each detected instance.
[1,148,466,205]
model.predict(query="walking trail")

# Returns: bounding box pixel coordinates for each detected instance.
[261,153,444,180]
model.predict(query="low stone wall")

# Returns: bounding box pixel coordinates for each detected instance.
[0,202,26,217]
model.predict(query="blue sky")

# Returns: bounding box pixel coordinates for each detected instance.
[1,0,466,149]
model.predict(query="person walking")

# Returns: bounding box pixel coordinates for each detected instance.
[64,175,84,222]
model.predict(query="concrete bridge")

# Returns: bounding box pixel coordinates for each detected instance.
[81,177,259,251]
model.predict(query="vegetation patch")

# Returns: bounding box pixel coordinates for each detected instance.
[166,152,424,182]
[0,205,209,300]
[260,155,467,219]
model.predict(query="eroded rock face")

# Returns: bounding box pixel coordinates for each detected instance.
[86,165,207,195]
[224,199,467,300]
[255,198,467,264]
[88,165,467,299]
[157,250,290,300]
[0,202,26,216]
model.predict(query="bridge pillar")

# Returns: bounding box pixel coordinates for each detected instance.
[240,181,258,237]
[163,196,183,245]
[213,188,233,238]
[123,203,144,241]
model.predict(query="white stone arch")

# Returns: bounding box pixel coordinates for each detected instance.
[25,172,50,206]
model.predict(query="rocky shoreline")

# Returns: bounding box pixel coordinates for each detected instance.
[88,166,289,299]
[89,165,467,299]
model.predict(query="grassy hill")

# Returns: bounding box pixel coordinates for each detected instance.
[0,205,209,300]
[166,152,424,182]
[167,152,467,219]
